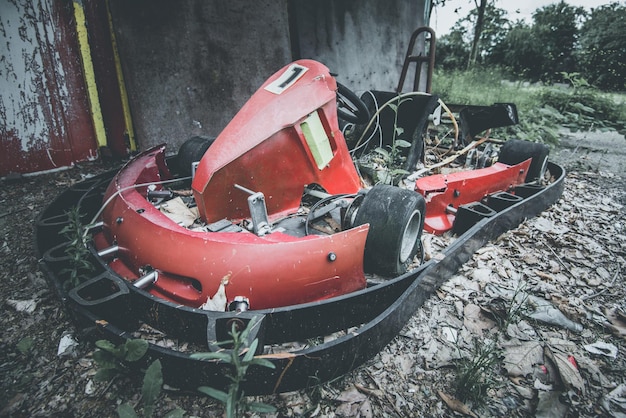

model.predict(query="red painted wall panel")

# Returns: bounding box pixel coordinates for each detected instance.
[0,0,98,176]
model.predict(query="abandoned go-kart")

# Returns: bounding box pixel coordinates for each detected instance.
[36,59,565,393]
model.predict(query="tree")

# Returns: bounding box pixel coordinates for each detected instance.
[530,1,585,82]
[468,0,488,68]
[435,29,470,70]
[493,1,584,82]
[495,22,544,80]
[578,2,626,91]
[472,4,510,64]
[434,1,510,70]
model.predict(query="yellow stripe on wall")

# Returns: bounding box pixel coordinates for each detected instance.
[73,0,107,149]
[106,0,136,152]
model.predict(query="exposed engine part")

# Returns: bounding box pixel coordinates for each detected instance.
[228,296,250,312]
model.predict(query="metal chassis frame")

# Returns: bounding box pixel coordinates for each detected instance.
[35,160,565,395]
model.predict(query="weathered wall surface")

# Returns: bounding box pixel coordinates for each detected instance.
[109,0,293,152]
[1,0,431,175]
[294,0,430,94]
[0,0,98,176]
[110,0,430,152]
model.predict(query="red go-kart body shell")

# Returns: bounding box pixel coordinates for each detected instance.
[95,60,368,310]
[192,60,362,223]
[415,159,531,234]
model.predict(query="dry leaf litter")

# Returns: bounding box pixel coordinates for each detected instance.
[1,148,625,416]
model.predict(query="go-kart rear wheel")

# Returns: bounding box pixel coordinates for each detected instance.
[498,139,549,182]
[177,136,215,177]
[353,185,426,276]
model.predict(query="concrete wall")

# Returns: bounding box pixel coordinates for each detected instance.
[0,0,431,175]
[109,0,293,153]
[294,0,431,94]
[109,0,431,152]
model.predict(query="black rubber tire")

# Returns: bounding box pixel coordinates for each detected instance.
[336,82,371,125]
[353,185,426,276]
[497,139,549,182]
[177,136,215,177]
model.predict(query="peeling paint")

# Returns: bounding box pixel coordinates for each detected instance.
[0,0,98,176]
[1,1,60,152]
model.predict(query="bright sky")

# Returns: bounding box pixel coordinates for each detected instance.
[430,0,616,35]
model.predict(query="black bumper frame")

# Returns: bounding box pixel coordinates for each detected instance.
[35,161,565,394]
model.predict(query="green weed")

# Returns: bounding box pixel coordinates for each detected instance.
[356,96,414,185]
[116,360,185,418]
[93,339,150,382]
[59,206,94,289]
[93,339,184,418]
[454,337,502,405]
[192,318,277,418]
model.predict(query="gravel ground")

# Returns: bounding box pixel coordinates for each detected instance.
[1,131,625,417]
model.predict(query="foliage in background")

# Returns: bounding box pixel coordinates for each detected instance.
[522,1,584,82]
[436,2,510,70]
[436,29,470,70]
[535,73,626,134]
[492,22,542,81]
[433,67,531,107]
[434,0,626,91]
[577,3,626,91]
[433,68,626,142]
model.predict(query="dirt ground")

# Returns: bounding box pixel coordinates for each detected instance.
[552,129,626,186]
[0,131,625,417]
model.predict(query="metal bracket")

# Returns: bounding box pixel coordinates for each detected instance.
[235,184,271,236]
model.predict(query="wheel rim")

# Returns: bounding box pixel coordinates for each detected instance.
[399,209,422,263]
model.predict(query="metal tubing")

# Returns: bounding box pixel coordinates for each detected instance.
[397,26,436,93]
[97,245,119,257]
[133,271,158,289]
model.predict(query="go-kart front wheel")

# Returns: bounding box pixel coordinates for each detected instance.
[353,185,426,276]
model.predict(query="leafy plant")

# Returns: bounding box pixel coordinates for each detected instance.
[60,206,95,289]
[357,97,413,186]
[93,339,149,382]
[535,73,626,134]
[192,318,277,418]
[16,337,34,354]
[93,339,184,418]
[508,105,563,145]
[116,360,185,418]
[368,138,412,185]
